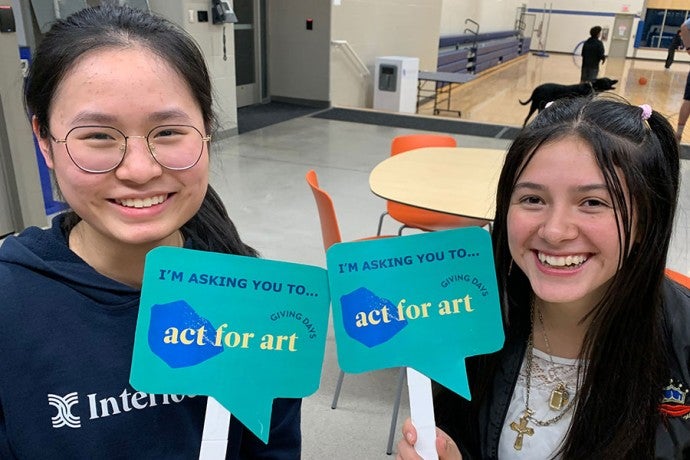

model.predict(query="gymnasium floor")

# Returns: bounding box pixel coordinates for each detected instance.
[213,52,689,457]
[418,52,690,142]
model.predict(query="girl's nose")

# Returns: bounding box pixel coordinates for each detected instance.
[537,207,578,243]
[113,136,162,183]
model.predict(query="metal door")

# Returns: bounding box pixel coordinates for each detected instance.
[234,0,266,107]
[609,14,634,58]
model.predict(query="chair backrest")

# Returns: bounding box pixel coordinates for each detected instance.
[306,170,342,251]
[666,268,690,288]
[387,134,472,226]
[390,133,457,156]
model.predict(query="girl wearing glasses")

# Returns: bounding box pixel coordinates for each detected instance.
[397,95,689,459]
[0,4,300,458]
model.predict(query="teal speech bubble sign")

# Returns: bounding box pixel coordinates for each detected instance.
[327,227,504,399]
[130,247,330,443]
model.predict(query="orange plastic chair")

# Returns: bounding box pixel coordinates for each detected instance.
[666,268,690,288]
[377,134,492,235]
[306,169,394,250]
[305,169,403,454]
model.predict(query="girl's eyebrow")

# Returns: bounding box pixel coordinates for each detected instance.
[147,109,194,124]
[68,109,193,126]
[69,111,117,125]
[513,182,544,192]
[513,182,609,193]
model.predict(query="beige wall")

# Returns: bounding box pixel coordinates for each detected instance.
[267,0,331,105]
[440,0,523,35]
[330,0,443,109]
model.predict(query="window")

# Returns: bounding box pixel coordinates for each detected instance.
[640,8,688,48]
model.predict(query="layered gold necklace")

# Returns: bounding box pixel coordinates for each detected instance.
[510,306,578,451]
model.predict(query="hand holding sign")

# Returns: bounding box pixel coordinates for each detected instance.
[327,227,503,398]
[327,227,504,458]
[130,247,330,443]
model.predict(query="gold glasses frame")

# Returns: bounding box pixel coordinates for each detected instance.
[50,124,211,174]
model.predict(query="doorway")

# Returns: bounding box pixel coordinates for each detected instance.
[234,0,266,107]
[609,14,634,58]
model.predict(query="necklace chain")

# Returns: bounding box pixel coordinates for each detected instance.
[537,306,571,410]
[524,332,577,426]
[511,302,578,450]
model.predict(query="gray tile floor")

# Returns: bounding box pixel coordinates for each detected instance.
[212,113,690,459]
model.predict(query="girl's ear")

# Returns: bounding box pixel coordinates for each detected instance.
[32,116,54,169]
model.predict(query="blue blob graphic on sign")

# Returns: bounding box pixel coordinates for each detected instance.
[148,300,224,368]
[340,287,407,348]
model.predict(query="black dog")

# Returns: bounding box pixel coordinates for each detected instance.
[519,77,618,126]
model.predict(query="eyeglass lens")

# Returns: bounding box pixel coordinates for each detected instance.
[64,125,205,173]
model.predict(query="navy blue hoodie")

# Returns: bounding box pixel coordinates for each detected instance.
[0,215,301,459]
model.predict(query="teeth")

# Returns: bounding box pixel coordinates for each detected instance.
[117,194,167,208]
[538,252,587,267]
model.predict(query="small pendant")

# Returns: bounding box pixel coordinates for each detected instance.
[549,383,569,411]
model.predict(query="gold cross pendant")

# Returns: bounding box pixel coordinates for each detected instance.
[510,411,534,450]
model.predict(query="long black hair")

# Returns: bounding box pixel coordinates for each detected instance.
[492,94,679,458]
[24,3,256,257]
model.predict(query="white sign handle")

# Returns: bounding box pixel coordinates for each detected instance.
[407,368,439,460]
[199,397,231,460]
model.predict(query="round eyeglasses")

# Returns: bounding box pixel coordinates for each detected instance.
[50,125,211,173]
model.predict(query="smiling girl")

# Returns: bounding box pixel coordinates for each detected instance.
[397,95,689,459]
[0,4,300,459]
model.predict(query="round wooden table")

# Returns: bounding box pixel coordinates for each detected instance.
[369,146,507,220]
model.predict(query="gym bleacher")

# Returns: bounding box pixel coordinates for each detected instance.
[437,30,531,75]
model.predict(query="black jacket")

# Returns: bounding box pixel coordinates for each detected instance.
[670,34,683,50]
[434,279,690,459]
[581,37,606,69]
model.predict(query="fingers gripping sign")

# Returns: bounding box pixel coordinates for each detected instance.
[327,228,504,459]
[397,417,463,460]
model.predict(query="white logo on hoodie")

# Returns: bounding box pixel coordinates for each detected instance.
[48,389,192,429]
[47,392,81,428]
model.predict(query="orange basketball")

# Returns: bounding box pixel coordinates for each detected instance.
[639,76,648,85]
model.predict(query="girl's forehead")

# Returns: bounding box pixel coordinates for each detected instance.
[520,137,597,175]
[50,46,199,124]
[66,46,170,78]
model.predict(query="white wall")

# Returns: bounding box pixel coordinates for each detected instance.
[440,0,523,35]
[267,0,331,106]
[330,0,443,109]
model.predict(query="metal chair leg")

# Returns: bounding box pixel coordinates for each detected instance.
[331,369,346,409]
[377,212,389,236]
[386,367,407,455]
